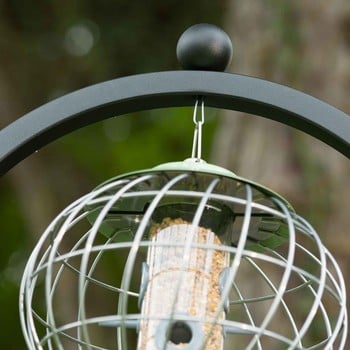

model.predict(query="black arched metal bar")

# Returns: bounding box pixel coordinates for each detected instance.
[0,70,349,175]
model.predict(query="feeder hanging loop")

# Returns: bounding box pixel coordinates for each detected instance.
[191,98,205,161]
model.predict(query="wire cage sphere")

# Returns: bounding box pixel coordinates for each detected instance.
[20,160,347,350]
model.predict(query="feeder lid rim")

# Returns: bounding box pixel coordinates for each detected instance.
[100,159,294,212]
[153,159,294,210]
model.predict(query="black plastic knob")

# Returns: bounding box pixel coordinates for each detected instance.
[176,23,233,72]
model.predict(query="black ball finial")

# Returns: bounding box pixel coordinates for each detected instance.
[176,23,233,72]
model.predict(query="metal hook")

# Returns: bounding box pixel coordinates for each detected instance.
[191,98,205,161]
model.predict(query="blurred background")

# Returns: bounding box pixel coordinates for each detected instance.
[0,0,349,348]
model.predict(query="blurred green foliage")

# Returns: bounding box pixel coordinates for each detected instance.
[0,1,227,348]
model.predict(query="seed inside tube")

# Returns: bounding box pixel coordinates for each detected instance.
[137,218,229,350]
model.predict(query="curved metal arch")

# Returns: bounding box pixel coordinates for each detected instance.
[0,70,349,175]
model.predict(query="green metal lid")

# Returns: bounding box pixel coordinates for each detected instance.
[151,158,294,212]
[97,158,294,212]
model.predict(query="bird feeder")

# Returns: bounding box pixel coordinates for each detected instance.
[0,24,349,349]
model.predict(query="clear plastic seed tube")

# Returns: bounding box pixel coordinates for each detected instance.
[137,218,229,350]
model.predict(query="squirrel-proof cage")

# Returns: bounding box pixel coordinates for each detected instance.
[20,159,347,349]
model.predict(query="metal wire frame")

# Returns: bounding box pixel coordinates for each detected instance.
[19,171,348,350]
